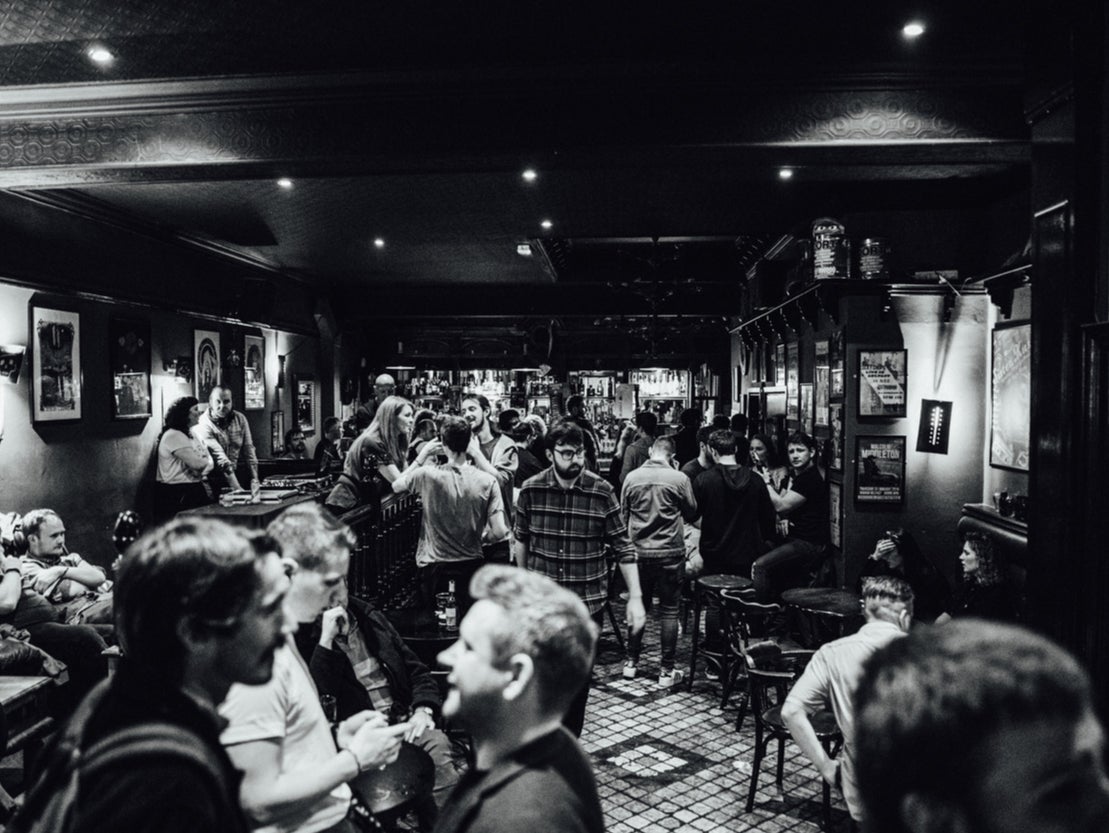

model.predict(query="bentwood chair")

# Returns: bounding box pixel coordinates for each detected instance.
[686,573,753,691]
[742,654,843,830]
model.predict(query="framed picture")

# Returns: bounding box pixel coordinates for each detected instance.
[774,343,786,387]
[296,376,316,432]
[814,339,830,428]
[855,435,906,504]
[830,328,845,399]
[30,305,82,422]
[829,480,842,549]
[828,402,844,471]
[243,334,265,411]
[990,321,1031,471]
[800,383,814,434]
[109,315,152,420]
[194,329,221,402]
[786,343,799,421]
[271,409,285,454]
[765,387,787,418]
[858,349,907,418]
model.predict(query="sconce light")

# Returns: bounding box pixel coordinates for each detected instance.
[223,348,242,369]
[916,399,953,454]
[0,344,25,384]
[162,356,192,383]
[276,354,286,389]
[942,291,956,323]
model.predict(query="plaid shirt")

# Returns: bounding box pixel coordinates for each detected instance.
[514,467,636,615]
[192,410,259,478]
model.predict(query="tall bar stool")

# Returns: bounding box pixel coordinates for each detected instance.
[686,573,753,690]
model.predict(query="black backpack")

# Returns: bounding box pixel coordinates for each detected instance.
[11,681,230,833]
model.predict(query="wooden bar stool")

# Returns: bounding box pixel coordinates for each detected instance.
[686,573,753,691]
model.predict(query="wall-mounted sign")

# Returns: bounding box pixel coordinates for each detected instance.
[858,349,907,418]
[855,435,906,504]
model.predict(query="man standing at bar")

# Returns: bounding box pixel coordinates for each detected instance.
[514,422,645,736]
[193,385,260,493]
[354,373,396,430]
[461,394,517,564]
[618,411,658,485]
[561,394,601,473]
[433,565,604,833]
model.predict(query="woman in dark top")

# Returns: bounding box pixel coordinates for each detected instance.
[861,527,951,623]
[752,431,830,601]
[937,532,1016,623]
[325,395,416,513]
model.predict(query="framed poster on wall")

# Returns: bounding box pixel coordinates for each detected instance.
[243,334,265,411]
[828,402,844,471]
[800,383,814,434]
[296,376,316,433]
[30,305,82,422]
[829,329,845,398]
[271,410,285,454]
[858,349,907,418]
[786,343,799,421]
[814,339,830,427]
[194,329,221,403]
[109,315,151,420]
[855,435,906,503]
[774,343,786,387]
[990,321,1031,471]
[829,480,842,549]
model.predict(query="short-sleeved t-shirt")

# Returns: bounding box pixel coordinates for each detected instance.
[157,429,210,485]
[393,463,504,566]
[220,641,350,833]
[785,466,829,544]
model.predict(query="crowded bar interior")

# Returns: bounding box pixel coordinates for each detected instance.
[0,2,1107,832]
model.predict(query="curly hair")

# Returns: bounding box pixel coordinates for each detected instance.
[963,531,1004,586]
[163,396,199,435]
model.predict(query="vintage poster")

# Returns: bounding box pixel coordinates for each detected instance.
[800,382,814,434]
[990,322,1030,471]
[828,402,844,470]
[858,349,907,418]
[194,329,221,403]
[786,343,799,421]
[814,339,830,427]
[31,306,82,422]
[829,329,845,398]
[297,377,316,432]
[855,435,906,503]
[244,334,265,410]
[774,343,786,387]
[110,316,151,419]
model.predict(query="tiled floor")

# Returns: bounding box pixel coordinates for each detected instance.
[580,605,850,833]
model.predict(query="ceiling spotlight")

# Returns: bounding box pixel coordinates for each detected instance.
[276,178,293,189]
[517,243,533,257]
[779,168,794,180]
[87,46,114,65]
[902,21,925,38]
[540,219,553,230]
[374,238,386,249]
[522,169,538,182]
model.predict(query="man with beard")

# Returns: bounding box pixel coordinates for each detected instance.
[281,429,310,461]
[433,566,604,833]
[461,395,518,564]
[220,504,408,833]
[513,422,646,736]
[192,385,260,493]
[13,519,287,832]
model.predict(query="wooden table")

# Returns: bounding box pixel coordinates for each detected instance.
[781,587,863,646]
[177,492,323,529]
[0,675,56,815]
[386,608,457,668]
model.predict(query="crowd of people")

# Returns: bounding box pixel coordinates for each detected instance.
[2,379,1102,832]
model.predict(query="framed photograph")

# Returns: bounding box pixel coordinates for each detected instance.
[990,321,1031,471]
[243,334,265,411]
[829,480,842,549]
[271,410,285,454]
[858,349,907,418]
[774,343,786,387]
[194,329,221,402]
[30,305,82,422]
[855,435,906,504]
[800,382,814,434]
[109,315,151,420]
[814,339,830,428]
[830,328,845,399]
[296,376,316,433]
[828,402,844,471]
[786,343,799,421]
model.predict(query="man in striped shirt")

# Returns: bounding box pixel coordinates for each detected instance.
[514,422,646,737]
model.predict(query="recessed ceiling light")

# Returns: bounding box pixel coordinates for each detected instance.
[517,243,533,257]
[522,169,538,182]
[902,21,925,38]
[540,219,553,230]
[779,168,794,180]
[374,238,386,249]
[87,46,114,65]
[276,178,293,189]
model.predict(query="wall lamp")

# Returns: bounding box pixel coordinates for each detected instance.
[916,399,953,454]
[0,345,25,384]
[276,354,286,389]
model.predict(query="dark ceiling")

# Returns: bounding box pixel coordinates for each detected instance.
[0,1,1031,333]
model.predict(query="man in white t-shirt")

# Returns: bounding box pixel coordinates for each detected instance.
[220,503,407,833]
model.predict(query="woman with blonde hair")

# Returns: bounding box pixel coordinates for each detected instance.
[325,395,417,513]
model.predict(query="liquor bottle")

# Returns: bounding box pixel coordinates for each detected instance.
[444,580,458,633]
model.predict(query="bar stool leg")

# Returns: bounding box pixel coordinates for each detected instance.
[687,589,702,691]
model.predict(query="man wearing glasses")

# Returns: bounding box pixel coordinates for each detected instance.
[514,422,646,737]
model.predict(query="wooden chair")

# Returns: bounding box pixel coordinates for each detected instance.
[686,573,753,691]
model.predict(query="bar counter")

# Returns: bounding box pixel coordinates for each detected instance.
[177,491,323,529]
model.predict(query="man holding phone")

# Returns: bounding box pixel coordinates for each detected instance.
[221,504,406,833]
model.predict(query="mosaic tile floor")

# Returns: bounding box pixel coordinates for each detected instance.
[580,604,851,833]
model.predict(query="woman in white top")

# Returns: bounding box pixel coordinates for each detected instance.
[154,396,214,522]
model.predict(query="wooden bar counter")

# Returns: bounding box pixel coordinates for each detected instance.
[177,492,323,529]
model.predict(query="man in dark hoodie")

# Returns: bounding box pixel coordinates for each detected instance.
[692,429,776,578]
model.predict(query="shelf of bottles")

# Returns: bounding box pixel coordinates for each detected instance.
[630,368,690,428]
[570,372,621,464]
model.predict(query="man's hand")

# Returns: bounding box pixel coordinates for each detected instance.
[466,434,483,461]
[60,553,81,567]
[404,708,435,742]
[1,554,21,573]
[686,552,704,578]
[819,758,840,789]
[319,606,349,648]
[336,709,388,751]
[625,595,646,632]
[870,538,897,561]
[418,440,443,465]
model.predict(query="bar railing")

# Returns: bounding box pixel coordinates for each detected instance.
[341,493,422,610]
